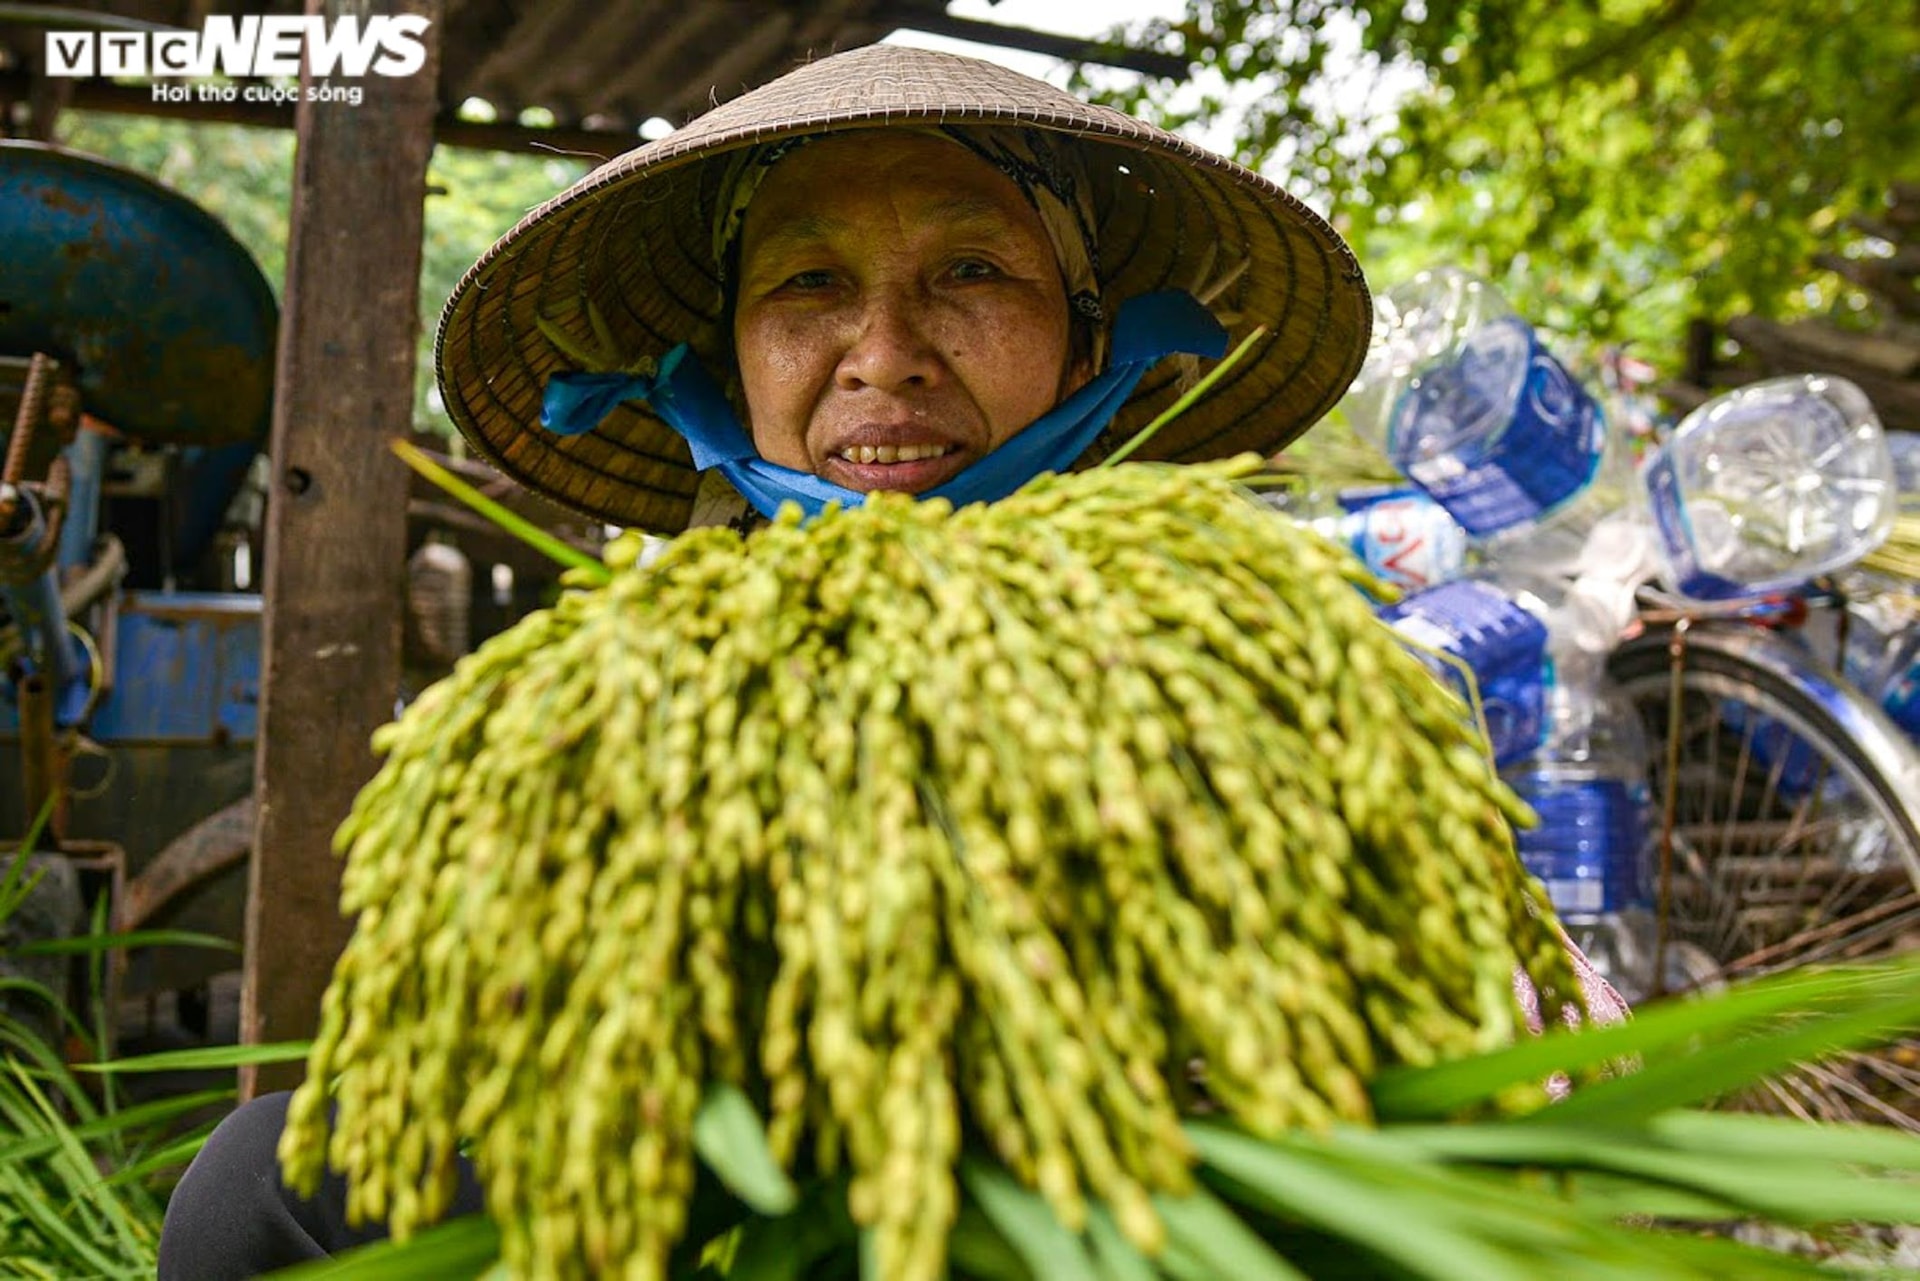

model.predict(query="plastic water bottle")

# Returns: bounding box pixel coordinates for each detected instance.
[1377,578,1553,766]
[1267,483,1468,592]
[1341,266,1610,555]
[1867,624,1920,743]
[1376,564,1635,766]
[1378,568,1659,999]
[1501,674,1659,1004]
[1884,429,1920,499]
[1641,374,1897,601]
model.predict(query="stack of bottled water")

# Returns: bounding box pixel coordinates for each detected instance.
[1332,268,1663,997]
[1376,575,1552,766]
[1333,264,1905,1002]
[1375,568,1659,1000]
[1340,266,1898,603]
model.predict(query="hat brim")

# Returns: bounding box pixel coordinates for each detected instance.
[435,46,1371,534]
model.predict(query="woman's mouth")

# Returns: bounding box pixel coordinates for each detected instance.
[822,441,967,493]
[835,443,952,465]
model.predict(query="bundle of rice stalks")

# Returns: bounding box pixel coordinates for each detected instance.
[280,451,1920,1281]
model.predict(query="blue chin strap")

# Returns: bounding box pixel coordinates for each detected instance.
[539,289,1227,520]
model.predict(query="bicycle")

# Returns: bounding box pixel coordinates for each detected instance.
[1607,587,1920,1131]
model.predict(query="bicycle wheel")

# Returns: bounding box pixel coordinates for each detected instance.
[1608,621,1920,1131]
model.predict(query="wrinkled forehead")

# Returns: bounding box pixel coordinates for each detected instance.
[736,136,1048,256]
[713,123,1107,340]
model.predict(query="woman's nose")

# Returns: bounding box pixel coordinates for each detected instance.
[834,289,942,392]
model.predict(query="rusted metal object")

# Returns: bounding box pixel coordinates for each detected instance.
[118,795,253,933]
[17,671,66,842]
[0,352,52,501]
[0,142,276,449]
[0,354,76,574]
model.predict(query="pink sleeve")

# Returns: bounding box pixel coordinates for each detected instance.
[1511,930,1629,1100]
[1513,927,1632,1034]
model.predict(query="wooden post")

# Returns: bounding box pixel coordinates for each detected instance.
[241,0,442,1099]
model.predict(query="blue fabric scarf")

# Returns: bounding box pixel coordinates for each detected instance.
[540,289,1226,520]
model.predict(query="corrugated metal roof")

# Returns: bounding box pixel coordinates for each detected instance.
[445,0,900,126]
[0,1,1185,136]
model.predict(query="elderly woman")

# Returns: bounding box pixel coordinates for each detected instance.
[434,46,1368,535]
[161,43,1595,1279]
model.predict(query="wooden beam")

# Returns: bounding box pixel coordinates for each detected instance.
[240,0,442,1100]
[2,72,644,159]
[1723,314,1920,433]
[661,10,795,120]
[885,9,1190,79]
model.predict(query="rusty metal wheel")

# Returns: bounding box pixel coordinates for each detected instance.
[1610,622,1920,1131]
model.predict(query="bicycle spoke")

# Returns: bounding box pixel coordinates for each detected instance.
[1613,623,1920,1134]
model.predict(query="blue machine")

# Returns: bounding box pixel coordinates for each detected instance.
[0,141,275,450]
[0,140,277,996]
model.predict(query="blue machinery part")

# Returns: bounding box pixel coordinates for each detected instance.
[0,139,280,732]
[0,484,90,727]
[0,140,277,451]
[0,591,260,745]
[0,138,276,990]
[55,425,109,573]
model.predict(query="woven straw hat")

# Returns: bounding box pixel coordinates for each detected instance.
[435,43,1371,533]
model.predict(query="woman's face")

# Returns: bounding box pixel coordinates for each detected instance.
[732,133,1089,495]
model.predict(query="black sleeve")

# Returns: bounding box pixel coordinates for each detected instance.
[157,1090,485,1280]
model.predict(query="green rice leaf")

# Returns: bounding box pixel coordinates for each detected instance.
[1643,1110,1920,1172]
[1372,959,1920,1122]
[1083,1203,1157,1281]
[263,1213,501,1278]
[690,1083,797,1216]
[1365,1122,1920,1226]
[100,1123,223,1189]
[0,1163,133,1276]
[1187,1123,1544,1281]
[1534,1171,1763,1222]
[959,1158,1101,1281]
[0,1065,154,1262]
[0,1086,230,1168]
[1602,1229,1837,1278]
[0,979,90,1047]
[1538,981,1920,1129]
[72,1039,313,1073]
[1153,1183,1311,1280]
[391,439,607,582]
[947,1203,1035,1281]
[720,1174,853,1281]
[0,801,58,934]
[13,928,239,956]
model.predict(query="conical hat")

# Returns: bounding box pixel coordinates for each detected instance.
[435,44,1371,532]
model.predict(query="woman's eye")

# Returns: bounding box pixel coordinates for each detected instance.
[949,258,999,281]
[781,269,835,291]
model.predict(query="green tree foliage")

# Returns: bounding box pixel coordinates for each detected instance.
[414,145,591,432]
[50,113,587,435]
[1099,0,1920,367]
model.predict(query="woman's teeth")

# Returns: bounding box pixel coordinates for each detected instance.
[838,443,951,464]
